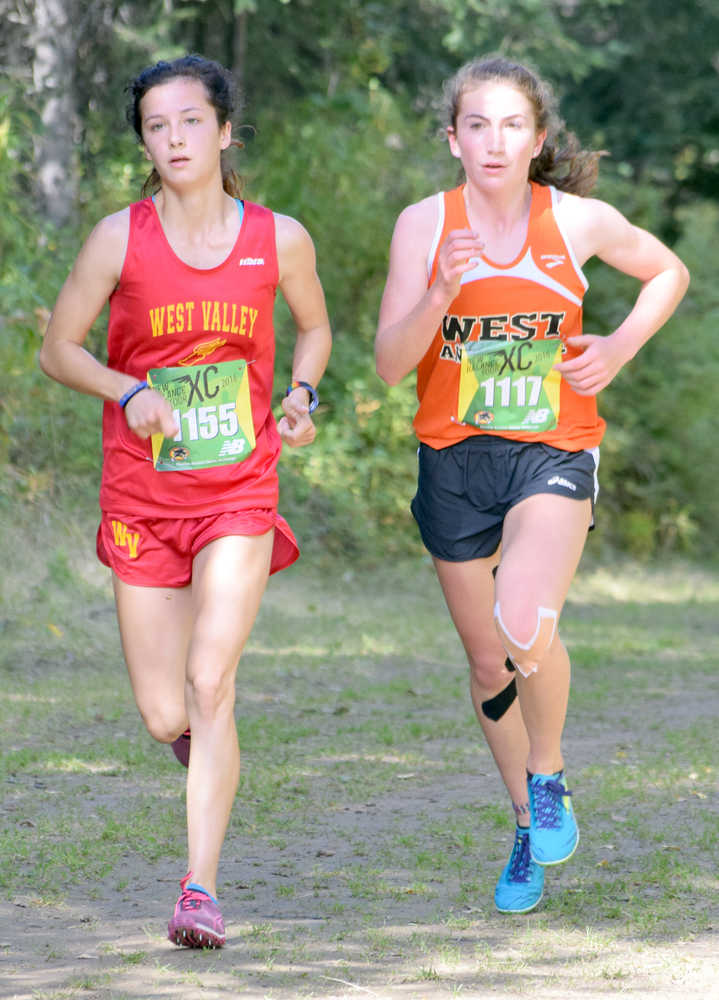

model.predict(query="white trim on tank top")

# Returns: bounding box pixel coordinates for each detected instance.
[426,192,445,282]
[426,186,586,306]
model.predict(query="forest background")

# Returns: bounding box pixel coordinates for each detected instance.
[1,0,718,563]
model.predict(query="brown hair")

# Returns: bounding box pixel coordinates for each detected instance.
[126,54,244,198]
[442,55,604,196]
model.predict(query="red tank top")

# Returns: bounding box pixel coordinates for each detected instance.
[414,183,606,452]
[100,198,283,517]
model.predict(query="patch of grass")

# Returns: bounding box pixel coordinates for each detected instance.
[4,506,719,998]
[119,950,147,965]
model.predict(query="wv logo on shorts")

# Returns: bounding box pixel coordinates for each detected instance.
[111,520,141,559]
[547,474,577,492]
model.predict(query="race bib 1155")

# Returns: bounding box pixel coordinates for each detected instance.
[147,360,256,471]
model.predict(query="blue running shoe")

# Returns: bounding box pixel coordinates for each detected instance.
[528,771,579,866]
[494,826,544,914]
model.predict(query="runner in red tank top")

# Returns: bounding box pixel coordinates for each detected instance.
[376,56,688,915]
[40,55,332,948]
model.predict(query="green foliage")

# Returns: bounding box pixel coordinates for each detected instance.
[438,0,627,81]
[562,0,719,207]
[582,172,719,556]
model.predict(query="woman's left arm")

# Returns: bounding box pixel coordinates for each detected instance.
[275,213,333,446]
[555,197,690,396]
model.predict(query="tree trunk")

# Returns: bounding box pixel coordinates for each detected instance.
[32,0,77,226]
[233,9,248,93]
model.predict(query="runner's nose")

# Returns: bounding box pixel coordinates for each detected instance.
[487,125,504,152]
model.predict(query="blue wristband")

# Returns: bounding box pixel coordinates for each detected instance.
[285,379,319,414]
[118,380,149,409]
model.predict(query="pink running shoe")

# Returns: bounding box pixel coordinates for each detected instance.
[167,872,226,949]
[170,728,191,767]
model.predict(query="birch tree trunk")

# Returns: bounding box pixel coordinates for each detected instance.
[32,0,77,226]
[232,8,249,93]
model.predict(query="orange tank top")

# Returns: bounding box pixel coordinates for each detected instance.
[413,182,605,452]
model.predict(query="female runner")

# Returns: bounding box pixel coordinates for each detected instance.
[375,55,688,914]
[39,54,332,946]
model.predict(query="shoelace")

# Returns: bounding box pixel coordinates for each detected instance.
[179,886,216,912]
[533,778,572,829]
[509,830,532,882]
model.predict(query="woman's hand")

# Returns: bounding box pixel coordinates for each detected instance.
[375,204,484,385]
[434,228,484,301]
[123,386,180,439]
[278,388,316,447]
[554,333,630,396]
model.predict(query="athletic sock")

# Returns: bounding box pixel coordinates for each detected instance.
[187,881,218,904]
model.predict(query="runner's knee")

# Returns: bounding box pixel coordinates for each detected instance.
[140,708,188,744]
[466,647,518,722]
[494,601,558,678]
[467,645,511,692]
[186,669,237,719]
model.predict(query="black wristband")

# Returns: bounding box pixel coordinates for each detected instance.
[285,379,319,414]
[118,380,149,409]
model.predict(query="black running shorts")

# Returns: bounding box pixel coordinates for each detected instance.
[411,436,598,562]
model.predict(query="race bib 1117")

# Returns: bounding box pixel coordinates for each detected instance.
[147,360,256,471]
[458,339,562,433]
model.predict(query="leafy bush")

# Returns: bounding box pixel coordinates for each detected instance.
[583,174,717,556]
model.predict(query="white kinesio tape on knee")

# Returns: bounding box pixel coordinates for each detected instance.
[494,601,558,677]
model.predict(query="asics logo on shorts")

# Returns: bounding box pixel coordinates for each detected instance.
[547,474,576,492]
[111,519,141,559]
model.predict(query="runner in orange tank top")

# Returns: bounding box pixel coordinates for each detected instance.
[375,56,688,915]
[40,55,332,948]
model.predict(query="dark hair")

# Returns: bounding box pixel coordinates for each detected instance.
[126,54,244,198]
[442,55,604,196]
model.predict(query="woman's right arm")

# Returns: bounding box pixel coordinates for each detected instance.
[39,210,133,399]
[375,198,483,385]
[39,210,178,439]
